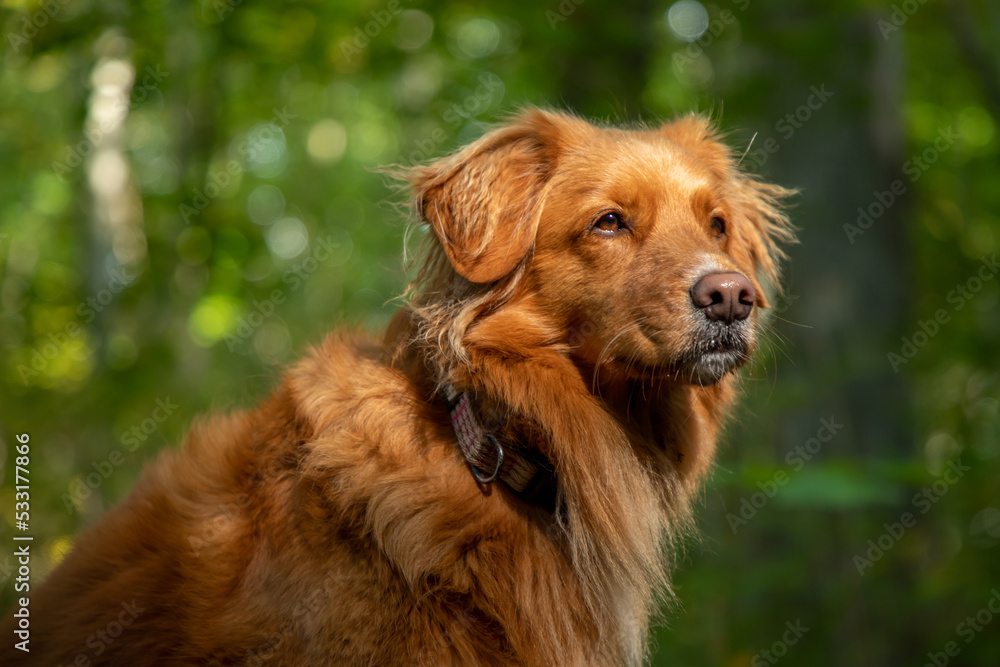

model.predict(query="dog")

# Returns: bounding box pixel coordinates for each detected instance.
[3,108,793,666]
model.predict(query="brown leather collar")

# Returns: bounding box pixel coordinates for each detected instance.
[444,386,556,511]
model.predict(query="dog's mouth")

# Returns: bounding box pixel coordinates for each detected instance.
[673,323,753,386]
[574,315,754,385]
[597,335,751,386]
[678,348,748,385]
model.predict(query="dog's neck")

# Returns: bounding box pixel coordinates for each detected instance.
[385,301,717,662]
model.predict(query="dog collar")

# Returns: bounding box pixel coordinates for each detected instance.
[444,385,555,507]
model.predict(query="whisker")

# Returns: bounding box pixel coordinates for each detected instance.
[594,316,650,391]
[738,132,758,166]
[769,314,812,329]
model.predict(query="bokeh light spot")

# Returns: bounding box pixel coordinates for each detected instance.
[266,217,309,260]
[667,0,709,42]
[247,185,286,226]
[188,294,243,347]
[306,119,348,164]
[394,10,435,52]
[452,18,500,59]
[957,105,995,148]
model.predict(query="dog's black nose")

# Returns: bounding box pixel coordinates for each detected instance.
[690,272,756,324]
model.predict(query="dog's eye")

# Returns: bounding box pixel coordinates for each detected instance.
[592,211,627,235]
[710,215,727,239]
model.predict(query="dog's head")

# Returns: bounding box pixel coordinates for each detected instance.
[407,108,794,386]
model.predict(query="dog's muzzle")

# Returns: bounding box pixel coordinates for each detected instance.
[683,271,757,385]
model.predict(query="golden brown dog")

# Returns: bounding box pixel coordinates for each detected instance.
[3,109,793,666]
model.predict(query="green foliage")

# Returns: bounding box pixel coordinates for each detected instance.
[1,0,998,664]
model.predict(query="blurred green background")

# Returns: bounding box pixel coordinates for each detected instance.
[2,0,999,664]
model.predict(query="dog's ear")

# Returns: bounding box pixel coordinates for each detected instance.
[407,110,563,283]
[728,176,797,308]
[661,115,796,308]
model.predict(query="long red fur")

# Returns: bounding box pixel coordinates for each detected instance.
[3,108,793,666]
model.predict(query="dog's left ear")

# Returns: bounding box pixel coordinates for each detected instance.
[407,110,566,283]
[662,115,796,308]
